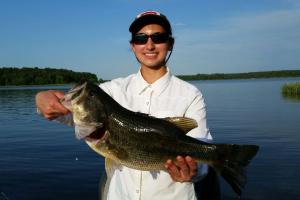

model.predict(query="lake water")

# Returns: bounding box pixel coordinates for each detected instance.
[0,78,300,200]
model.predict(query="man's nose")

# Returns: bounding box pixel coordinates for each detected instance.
[145,37,155,50]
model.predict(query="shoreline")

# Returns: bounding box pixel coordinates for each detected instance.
[1,76,300,87]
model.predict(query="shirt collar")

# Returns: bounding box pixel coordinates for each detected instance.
[135,67,172,96]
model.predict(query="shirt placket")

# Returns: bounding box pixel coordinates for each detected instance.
[137,86,154,200]
[139,85,154,114]
[146,87,153,115]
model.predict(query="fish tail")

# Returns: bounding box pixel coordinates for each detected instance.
[212,144,259,196]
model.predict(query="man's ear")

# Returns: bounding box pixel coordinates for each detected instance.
[130,43,136,53]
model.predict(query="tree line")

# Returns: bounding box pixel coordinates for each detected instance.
[1,67,300,86]
[177,70,300,81]
[0,67,101,86]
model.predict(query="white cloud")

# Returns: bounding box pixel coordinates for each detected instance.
[286,0,300,7]
[174,22,186,27]
[171,7,300,74]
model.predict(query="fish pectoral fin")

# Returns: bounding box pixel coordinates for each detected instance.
[105,158,121,176]
[110,145,129,160]
[102,158,121,200]
[163,117,198,134]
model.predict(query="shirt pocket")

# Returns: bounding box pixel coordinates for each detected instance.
[151,96,189,117]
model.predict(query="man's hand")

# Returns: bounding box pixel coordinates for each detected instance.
[165,156,197,182]
[35,90,70,120]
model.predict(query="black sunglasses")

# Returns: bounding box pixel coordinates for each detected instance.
[132,32,170,45]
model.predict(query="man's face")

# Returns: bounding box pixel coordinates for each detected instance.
[131,24,171,69]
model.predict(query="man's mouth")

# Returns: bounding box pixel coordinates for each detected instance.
[144,52,157,58]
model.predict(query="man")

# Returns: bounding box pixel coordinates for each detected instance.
[36,10,214,200]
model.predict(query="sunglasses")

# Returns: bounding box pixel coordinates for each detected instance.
[132,32,170,45]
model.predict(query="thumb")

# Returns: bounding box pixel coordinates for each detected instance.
[53,90,65,100]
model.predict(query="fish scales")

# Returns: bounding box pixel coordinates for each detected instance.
[61,81,259,196]
[103,111,219,170]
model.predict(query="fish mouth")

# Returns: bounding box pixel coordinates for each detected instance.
[85,126,106,141]
[62,81,107,141]
[74,123,104,139]
[61,82,87,109]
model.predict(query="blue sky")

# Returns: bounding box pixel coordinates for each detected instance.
[1,0,299,80]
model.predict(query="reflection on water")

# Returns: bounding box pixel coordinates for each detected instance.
[0,85,103,200]
[0,192,9,200]
[282,93,300,102]
[190,78,300,199]
[1,78,300,200]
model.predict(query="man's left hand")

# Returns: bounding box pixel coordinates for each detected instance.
[165,156,197,182]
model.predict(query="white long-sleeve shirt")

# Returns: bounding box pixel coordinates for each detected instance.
[99,68,212,200]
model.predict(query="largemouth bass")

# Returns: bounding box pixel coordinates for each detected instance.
[61,81,259,197]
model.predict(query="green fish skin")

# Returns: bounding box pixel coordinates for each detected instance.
[62,81,259,197]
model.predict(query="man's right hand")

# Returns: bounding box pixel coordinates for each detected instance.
[35,90,70,120]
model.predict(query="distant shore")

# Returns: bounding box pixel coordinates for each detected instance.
[1,67,300,86]
[177,70,300,81]
[0,67,99,86]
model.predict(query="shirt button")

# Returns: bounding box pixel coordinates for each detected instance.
[146,101,149,105]
[136,189,140,193]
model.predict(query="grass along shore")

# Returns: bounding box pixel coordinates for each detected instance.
[282,82,300,98]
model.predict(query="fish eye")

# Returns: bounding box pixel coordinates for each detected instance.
[89,90,96,97]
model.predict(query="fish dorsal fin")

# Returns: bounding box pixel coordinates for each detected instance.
[163,117,198,134]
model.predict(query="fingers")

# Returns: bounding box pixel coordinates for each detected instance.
[185,156,197,177]
[35,90,70,120]
[165,156,198,183]
[177,156,189,177]
[53,90,66,100]
[51,99,70,115]
[165,159,180,181]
